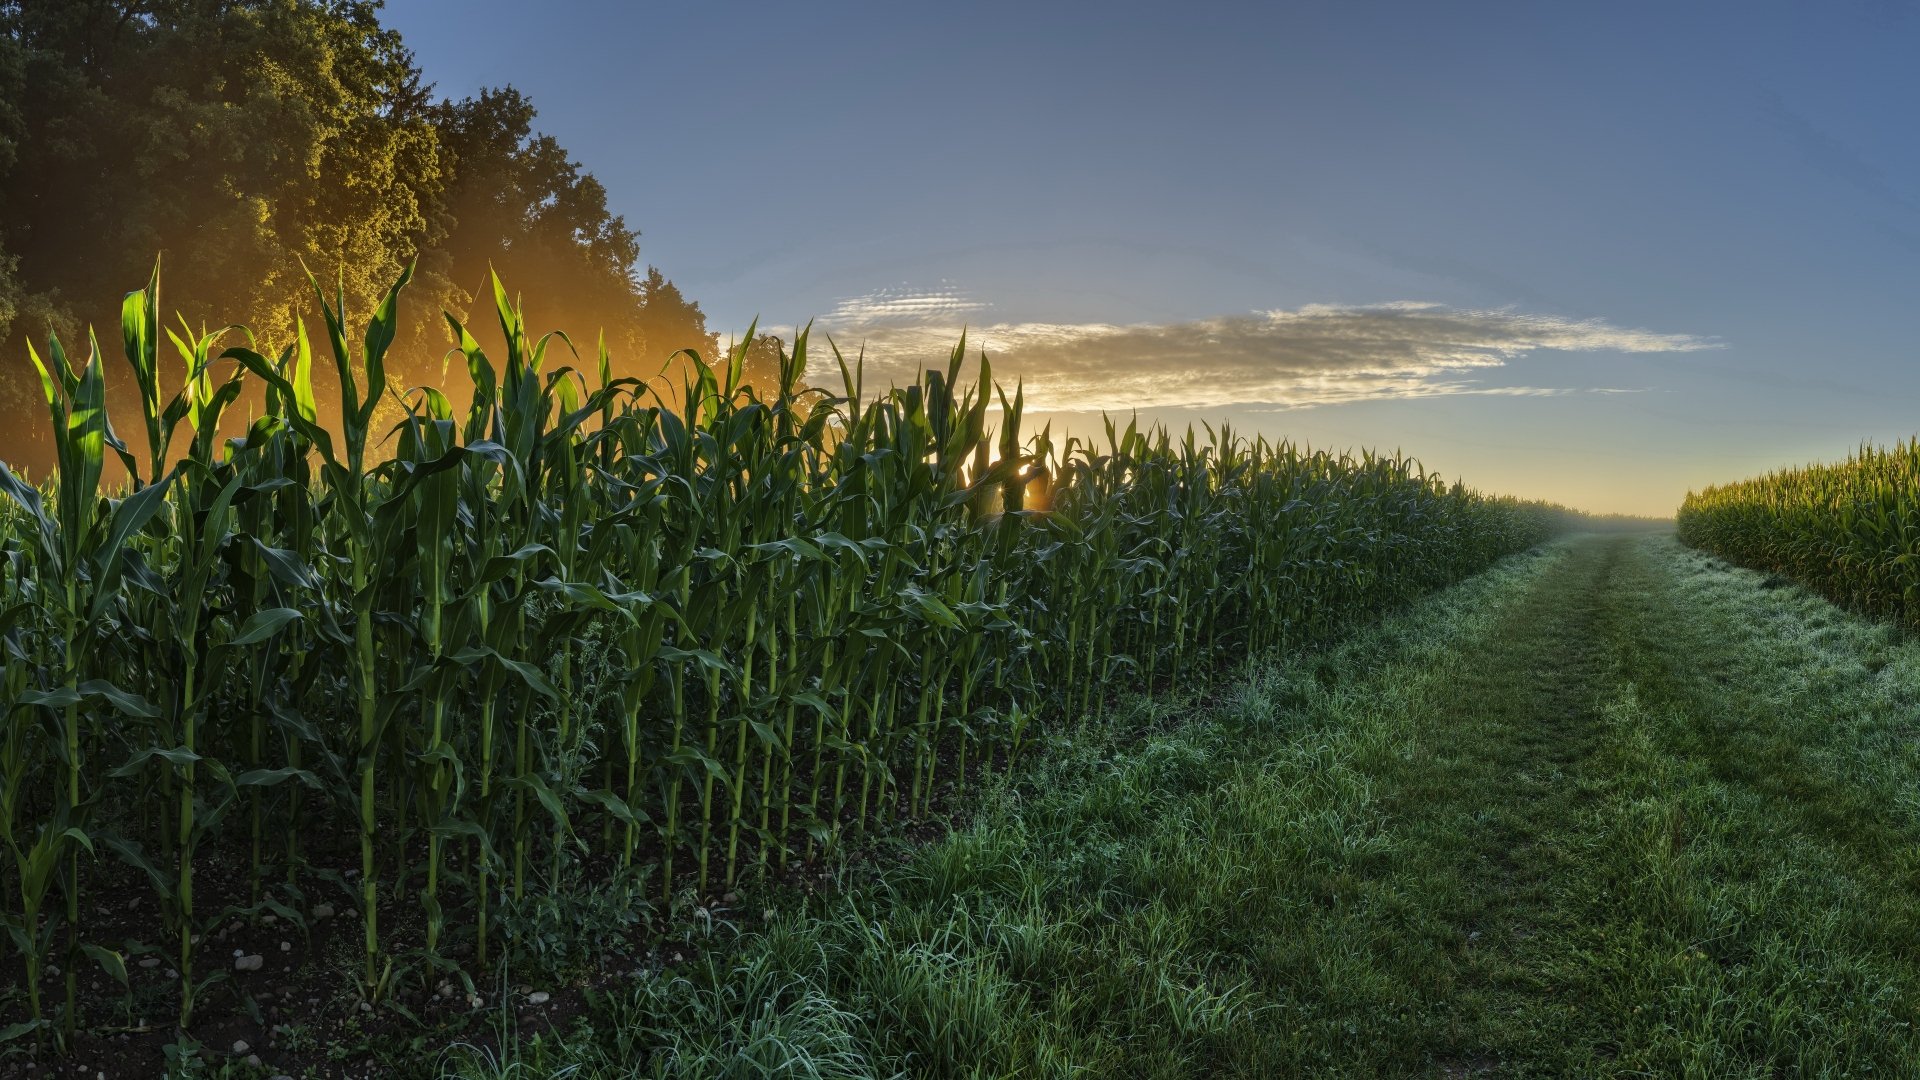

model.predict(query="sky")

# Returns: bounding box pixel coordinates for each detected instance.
[385,0,1919,516]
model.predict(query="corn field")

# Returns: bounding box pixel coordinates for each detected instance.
[0,264,1562,1040]
[1676,441,1920,623]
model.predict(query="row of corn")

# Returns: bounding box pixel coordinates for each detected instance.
[0,264,1563,1038]
[1676,440,1920,622]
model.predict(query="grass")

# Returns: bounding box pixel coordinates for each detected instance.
[421,532,1920,1078]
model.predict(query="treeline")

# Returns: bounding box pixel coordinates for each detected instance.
[0,0,728,470]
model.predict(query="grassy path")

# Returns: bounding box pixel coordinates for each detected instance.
[1311,532,1920,1076]
[450,534,1920,1078]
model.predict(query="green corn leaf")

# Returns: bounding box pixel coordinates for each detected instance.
[662,747,733,785]
[81,943,129,987]
[97,834,172,897]
[448,646,561,701]
[0,1020,47,1044]
[576,788,651,827]
[505,773,572,834]
[20,681,158,719]
[110,745,202,777]
[228,607,303,647]
[233,767,322,789]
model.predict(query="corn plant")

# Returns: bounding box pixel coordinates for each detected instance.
[1678,441,1920,623]
[0,260,1570,1042]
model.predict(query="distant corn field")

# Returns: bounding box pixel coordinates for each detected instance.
[0,263,1564,1040]
[1677,441,1920,622]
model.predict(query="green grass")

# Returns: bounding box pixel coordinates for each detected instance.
[430,533,1920,1078]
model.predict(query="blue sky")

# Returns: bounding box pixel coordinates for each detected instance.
[386,0,1918,515]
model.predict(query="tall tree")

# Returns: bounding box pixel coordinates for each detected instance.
[0,0,719,470]
[432,87,717,392]
[0,16,21,340]
[0,0,449,465]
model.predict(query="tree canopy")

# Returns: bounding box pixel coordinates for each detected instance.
[0,0,720,470]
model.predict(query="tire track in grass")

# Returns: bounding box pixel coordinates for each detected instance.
[1409,532,1920,1076]
[1362,534,1631,1076]
[1574,536,1920,1077]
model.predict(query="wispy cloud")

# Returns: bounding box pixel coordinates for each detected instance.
[809,292,1716,412]
[824,282,987,325]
